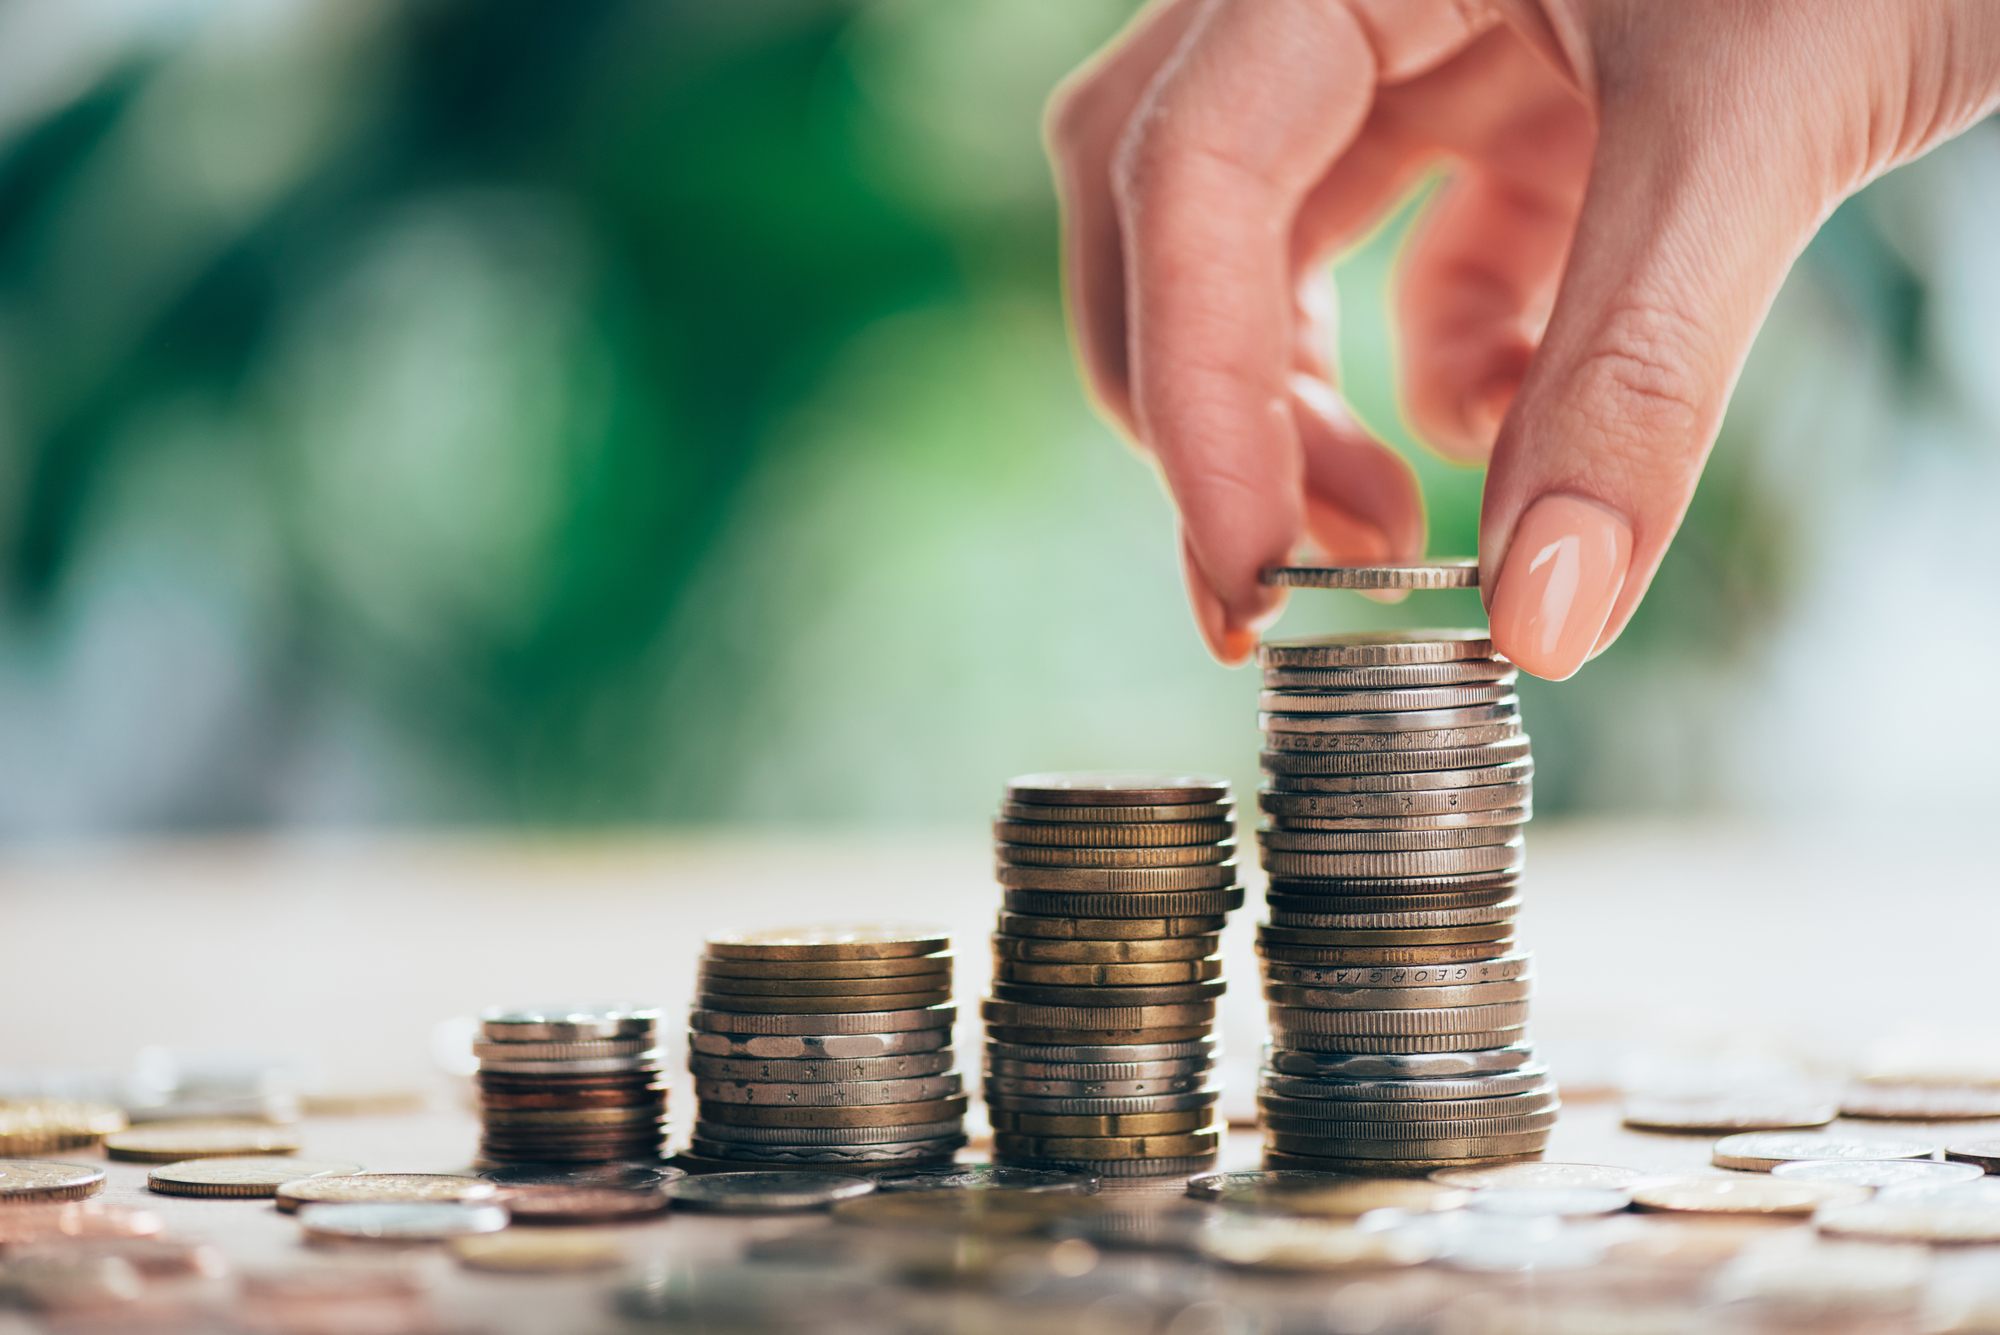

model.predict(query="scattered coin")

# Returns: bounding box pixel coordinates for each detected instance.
[1816,1199,2000,1244]
[277,1174,497,1213]
[1468,1187,1631,1216]
[497,1186,670,1224]
[147,1158,364,1198]
[0,1161,106,1203]
[0,1101,127,1155]
[104,1123,302,1163]
[1430,1161,1648,1190]
[1944,1140,2000,1173]
[1711,1132,1940,1172]
[1220,1178,1470,1216]
[452,1230,626,1272]
[1622,1096,1838,1133]
[477,1162,680,1191]
[1841,1083,2000,1120]
[832,1188,1103,1234]
[1771,1158,1984,1190]
[1198,1214,1436,1271]
[298,1201,509,1244]
[668,1172,875,1213]
[869,1163,1100,1193]
[1630,1175,1869,1216]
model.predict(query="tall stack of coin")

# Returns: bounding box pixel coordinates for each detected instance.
[1252,627,1552,1176]
[982,773,1240,1179]
[685,926,967,1170]
[473,1005,665,1167]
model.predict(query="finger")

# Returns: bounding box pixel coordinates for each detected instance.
[1292,373,1425,564]
[1047,0,1211,437]
[1480,72,1830,680]
[1114,0,1385,651]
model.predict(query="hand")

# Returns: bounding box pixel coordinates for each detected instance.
[1048,0,2000,676]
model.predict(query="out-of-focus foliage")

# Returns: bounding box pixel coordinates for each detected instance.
[0,0,1992,831]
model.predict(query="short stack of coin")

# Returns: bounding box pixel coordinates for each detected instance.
[474,1005,666,1167]
[685,926,966,1170]
[982,773,1240,1179]
[1253,630,1552,1176]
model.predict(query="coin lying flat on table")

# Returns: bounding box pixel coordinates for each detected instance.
[1816,1199,2000,1244]
[869,1164,1100,1193]
[704,926,951,961]
[1005,773,1233,806]
[105,1124,303,1163]
[1262,560,1480,590]
[480,1003,659,1042]
[1946,1141,2000,1172]
[479,1162,681,1190]
[1841,1084,2000,1120]
[669,1172,875,1213]
[1630,1176,1870,1216]
[452,1231,626,1273]
[1622,1096,1838,1133]
[0,1101,127,1154]
[1712,1132,1940,1172]
[298,1202,509,1244]
[1770,1158,1984,1190]
[277,1174,498,1213]
[1430,1161,1647,1190]
[498,1186,670,1224]
[0,1161,107,1202]
[148,1158,363,1198]
[1470,1187,1632,1216]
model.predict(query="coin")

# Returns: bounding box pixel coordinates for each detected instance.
[1261,1068,1551,1102]
[1186,1169,1354,1202]
[104,1123,303,1163]
[1260,923,1516,948]
[705,925,950,961]
[1263,559,1480,590]
[478,1163,679,1190]
[1268,1150,1539,1177]
[1265,661,1517,688]
[994,862,1239,892]
[0,1201,162,1245]
[1002,800,1236,825]
[1257,1088,1557,1123]
[979,999,1216,1029]
[1261,829,1521,856]
[695,1118,967,1145]
[1001,1024,1222,1047]
[1264,975,1529,1008]
[1469,1187,1631,1217]
[1271,893,1522,920]
[147,1158,364,1198]
[1431,1162,1648,1190]
[694,1074,961,1106]
[498,1186,670,1224]
[997,842,1236,869]
[1259,784,1531,819]
[1260,956,1532,988]
[997,912,1224,940]
[1218,1177,1471,1216]
[476,1054,663,1074]
[1260,631,1494,667]
[480,1085,668,1110]
[1002,888,1246,918]
[698,990,954,1014]
[298,1201,510,1243]
[1005,773,1232,806]
[688,1029,951,1060]
[1275,1029,1527,1056]
[275,1173,497,1212]
[1816,1199,2000,1244]
[1258,942,1523,966]
[999,1153,1220,1179]
[669,1172,875,1212]
[986,1055,1211,1081]
[1629,1175,1866,1217]
[994,820,1234,849]
[687,1136,963,1165]
[1269,1003,1530,1036]
[697,954,951,980]
[1262,1110,1559,1141]
[1261,701,1518,733]
[1266,1132,1549,1159]
[1770,1158,1984,1190]
[996,957,1222,987]
[1267,1043,1537,1080]
[1259,685,1514,714]
[985,1075,1210,1099]
[697,1097,968,1130]
[990,981,1227,1008]
[992,934,1218,963]
[696,972,952,997]
[452,1231,626,1272]
[0,1162,106,1203]
[986,1039,1216,1065]
[1946,1140,2000,1172]
[1266,759,1533,793]
[1261,845,1525,880]
[991,1128,1220,1160]
[0,1101,127,1154]
[1262,724,1522,753]
[1261,740,1533,775]
[986,1110,1212,1136]
[470,1038,654,1060]
[1841,1084,2000,1120]
[832,1187,1104,1233]
[689,1005,954,1036]
[870,1164,1101,1193]
[689,1051,956,1083]
[1622,1097,1838,1133]
[1270,812,1530,837]
[983,1088,1221,1116]
[1711,1132,1940,1172]
[480,1003,659,1042]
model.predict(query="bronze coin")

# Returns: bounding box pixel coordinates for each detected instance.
[993,957,1223,986]
[992,934,1220,963]
[480,1087,666,1110]
[986,1110,1211,1136]
[697,954,952,981]
[704,925,951,962]
[997,913,1226,941]
[495,1186,669,1224]
[697,990,953,1015]
[696,1097,969,1130]
[696,972,952,998]
[1004,773,1231,806]
[1254,941,1520,966]
[985,1025,1215,1046]
[989,981,1227,1008]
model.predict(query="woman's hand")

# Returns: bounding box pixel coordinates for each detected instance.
[1048,0,2000,676]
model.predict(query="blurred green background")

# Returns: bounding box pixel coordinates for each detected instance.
[0,0,1994,832]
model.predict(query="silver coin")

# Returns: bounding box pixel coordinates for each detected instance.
[1262,560,1479,591]
[1262,979,1528,1010]
[1262,842,1524,878]
[999,801,1234,823]
[687,1051,956,1084]
[1184,1169,1362,1202]
[1258,1088,1558,1122]
[1468,1187,1631,1217]
[1268,807,1531,833]
[1258,631,1494,668]
[1711,1132,1940,1172]
[1814,1198,2000,1244]
[982,1074,1212,1098]
[668,1172,876,1213]
[1260,1065,1552,1102]
[688,1137,965,1166]
[1273,1028,1529,1056]
[1771,1158,1984,1190]
[1261,1109,1559,1140]
[869,1164,1100,1193]
[1262,723,1523,753]
[298,1202,508,1242]
[688,1006,955,1037]
[996,842,1237,869]
[477,1052,664,1075]
[1621,1096,1837,1133]
[688,1029,951,1060]
[1875,1179,2000,1205]
[1264,904,1522,933]
[983,1056,1214,1081]
[1259,685,1513,713]
[1259,784,1531,820]
[693,1074,962,1106]
[1262,740,1533,776]
[1430,1162,1646,1189]
[1263,663,1516,690]
[983,1040,1217,1065]
[480,1003,659,1042]
[1270,1004,1530,1037]
[1260,701,1518,734]
[992,820,1235,849]
[471,1037,655,1061]
[1005,773,1232,805]
[478,1163,679,1190]
[1259,956,1532,988]
[996,1154,1220,1179]
[1260,826,1520,852]
[693,1119,965,1146]
[994,861,1240,892]
[981,1087,1221,1116]
[1265,759,1533,793]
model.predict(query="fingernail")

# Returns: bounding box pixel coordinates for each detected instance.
[1488,494,1632,681]
[1181,534,1271,666]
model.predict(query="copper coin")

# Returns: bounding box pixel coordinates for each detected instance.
[997,912,1225,941]
[481,1087,666,1110]
[696,1097,969,1130]
[497,1187,669,1224]
[276,1174,499,1213]
[985,1025,1214,1047]
[698,954,952,981]
[992,935,1219,964]
[1005,773,1231,806]
[704,926,951,962]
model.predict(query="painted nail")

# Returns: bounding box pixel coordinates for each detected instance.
[1181,534,1270,666]
[1488,494,1632,680]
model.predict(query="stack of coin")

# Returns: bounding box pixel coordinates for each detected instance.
[1253,630,1552,1176]
[685,926,966,1170]
[982,773,1241,1179]
[473,1004,665,1167]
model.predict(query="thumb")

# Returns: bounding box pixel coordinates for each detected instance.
[1478,67,1831,681]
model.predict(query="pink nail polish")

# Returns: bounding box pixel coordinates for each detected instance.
[1488,495,1632,681]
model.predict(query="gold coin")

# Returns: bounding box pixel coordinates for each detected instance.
[0,1101,127,1155]
[147,1158,364,1198]
[105,1123,303,1163]
[1198,1214,1435,1271]
[0,1161,107,1203]
[697,1097,968,1129]
[1223,1179,1470,1217]
[697,991,953,1014]
[279,1174,499,1213]
[696,972,952,998]
[997,913,1225,941]
[992,935,1219,964]
[986,1110,1211,1137]
[697,954,951,981]
[705,925,951,961]
[994,957,1222,987]
[451,1230,626,1272]
[832,1188,1103,1234]
[1629,1175,1869,1216]
[992,1127,1221,1160]
[985,1025,1214,1046]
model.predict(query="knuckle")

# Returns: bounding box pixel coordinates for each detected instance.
[1565,300,1710,453]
